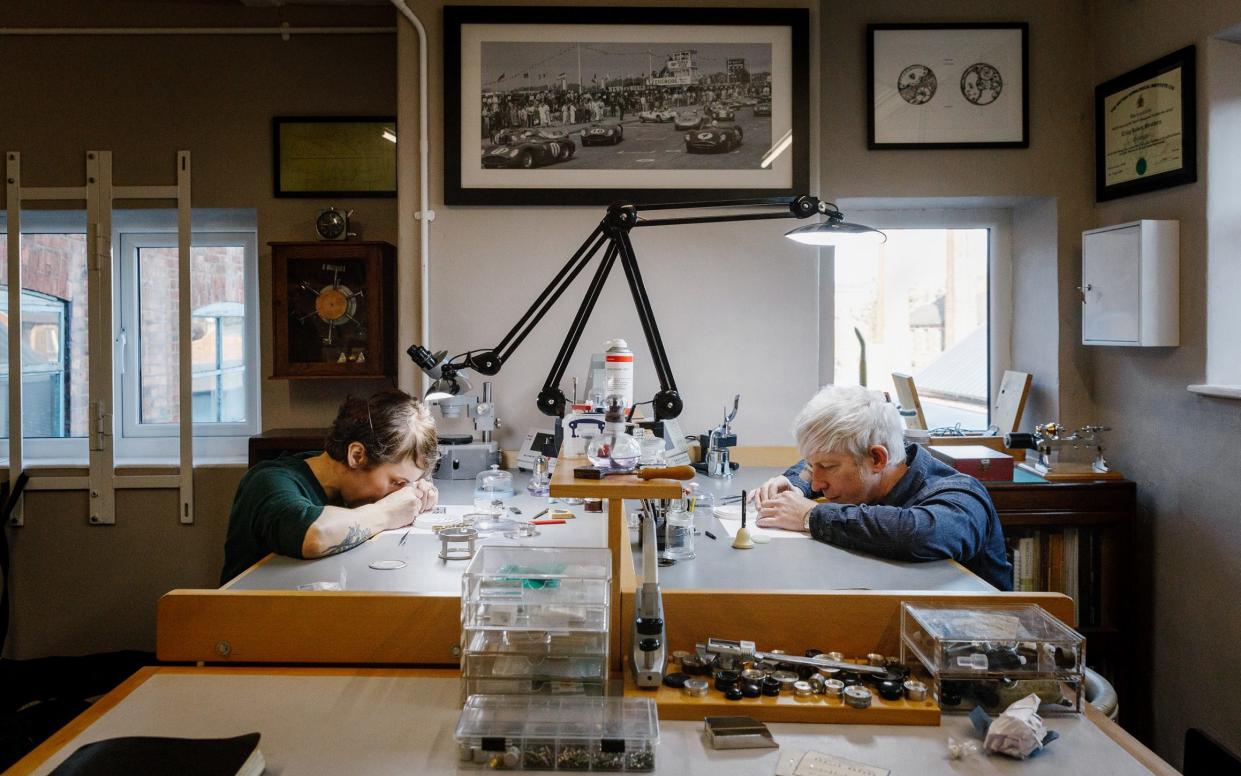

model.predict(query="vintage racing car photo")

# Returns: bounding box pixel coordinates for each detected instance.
[685,123,744,153]
[673,110,706,130]
[482,130,576,168]
[580,123,625,146]
[637,108,676,123]
[754,101,772,117]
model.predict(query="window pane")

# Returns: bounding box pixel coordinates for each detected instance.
[138,245,247,425]
[191,316,218,373]
[220,370,245,423]
[835,229,990,430]
[0,233,89,439]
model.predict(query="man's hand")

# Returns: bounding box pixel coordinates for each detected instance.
[752,474,794,506]
[755,490,816,532]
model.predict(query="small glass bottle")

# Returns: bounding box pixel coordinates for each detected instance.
[526,455,550,497]
[586,395,641,469]
[663,497,695,560]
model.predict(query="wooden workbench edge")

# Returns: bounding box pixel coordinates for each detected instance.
[1084,704,1179,776]
[4,666,462,776]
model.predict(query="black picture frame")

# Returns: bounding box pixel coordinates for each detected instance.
[1094,46,1196,202]
[444,5,810,206]
[272,116,398,198]
[868,23,1029,150]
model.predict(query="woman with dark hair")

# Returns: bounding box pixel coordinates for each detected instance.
[220,390,439,584]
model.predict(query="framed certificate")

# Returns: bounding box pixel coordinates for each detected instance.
[1095,46,1196,202]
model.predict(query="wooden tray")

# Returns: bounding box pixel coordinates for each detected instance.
[624,679,940,726]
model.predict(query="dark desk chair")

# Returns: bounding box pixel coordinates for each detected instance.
[1184,728,1241,776]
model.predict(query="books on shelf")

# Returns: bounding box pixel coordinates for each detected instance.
[1005,527,1103,629]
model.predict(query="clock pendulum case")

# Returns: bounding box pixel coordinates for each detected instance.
[269,241,396,378]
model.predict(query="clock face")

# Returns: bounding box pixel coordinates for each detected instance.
[287,260,369,364]
[316,209,347,240]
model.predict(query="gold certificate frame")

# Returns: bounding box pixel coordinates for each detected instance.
[1095,46,1196,202]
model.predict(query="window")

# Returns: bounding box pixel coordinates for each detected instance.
[0,217,91,460]
[0,209,257,464]
[117,211,259,459]
[834,226,993,430]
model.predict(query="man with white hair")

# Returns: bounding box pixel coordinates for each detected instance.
[753,384,1013,590]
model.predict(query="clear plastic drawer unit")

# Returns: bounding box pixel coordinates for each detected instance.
[900,602,1085,714]
[455,695,659,771]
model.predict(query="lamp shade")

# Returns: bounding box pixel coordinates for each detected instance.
[785,219,887,246]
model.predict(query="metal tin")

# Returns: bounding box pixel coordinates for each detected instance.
[903,680,928,702]
[816,666,840,678]
[682,678,710,697]
[808,674,827,694]
[771,670,799,688]
[824,679,845,698]
[867,653,886,667]
[825,651,845,662]
[844,685,873,709]
[671,649,691,665]
[741,669,766,683]
[714,670,740,691]
[793,681,814,698]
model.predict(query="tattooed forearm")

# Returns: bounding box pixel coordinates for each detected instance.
[323,524,373,555]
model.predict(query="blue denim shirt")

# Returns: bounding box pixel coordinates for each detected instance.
[783,444,1013,590]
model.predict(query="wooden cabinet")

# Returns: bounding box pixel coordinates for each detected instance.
[270,241,396,378]
[985,478,1136,721]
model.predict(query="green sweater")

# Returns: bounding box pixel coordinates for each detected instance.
[220,453,330,584]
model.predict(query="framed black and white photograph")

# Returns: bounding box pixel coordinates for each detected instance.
[868,23,1028,149]
[444,6,809,206]
[272,116,398,198]
[1095,46,1196,202]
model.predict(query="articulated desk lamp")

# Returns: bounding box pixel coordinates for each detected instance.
[407,195,886,424]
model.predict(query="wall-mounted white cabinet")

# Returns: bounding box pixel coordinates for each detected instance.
[1081,220,1179,346]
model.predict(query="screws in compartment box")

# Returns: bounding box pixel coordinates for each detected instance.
[522,743,554,768]
[557,745,592,769]
[594,749,626,769]
[625,747,655,770]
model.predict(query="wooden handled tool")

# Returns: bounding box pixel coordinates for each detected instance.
[636,465,696,481]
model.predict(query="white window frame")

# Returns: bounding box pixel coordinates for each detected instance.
[113,209,259,462]
[823,205,1014,421]
[0,209,90,463]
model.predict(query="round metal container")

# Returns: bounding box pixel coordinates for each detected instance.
[903,680,928,702]
[844,685,873,709]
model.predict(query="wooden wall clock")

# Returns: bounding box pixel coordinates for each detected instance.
[270,241,396,378]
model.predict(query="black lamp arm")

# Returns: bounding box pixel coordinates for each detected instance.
[421,196,825,420]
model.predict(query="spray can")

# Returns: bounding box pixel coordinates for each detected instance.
[604,338,634,410]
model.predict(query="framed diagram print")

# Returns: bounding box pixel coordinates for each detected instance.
[868,23,1028,149]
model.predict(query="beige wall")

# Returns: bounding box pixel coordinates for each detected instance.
[1087,0,1241,764]
[0,2,399,658]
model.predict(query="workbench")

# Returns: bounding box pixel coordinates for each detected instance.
[156,468,998,665]
[7,667,1174,776]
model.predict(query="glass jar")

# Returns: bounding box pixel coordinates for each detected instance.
[473,465,514,512]
[663,498,695,560]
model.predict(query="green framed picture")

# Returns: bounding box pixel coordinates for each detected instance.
[272,116,397,198]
